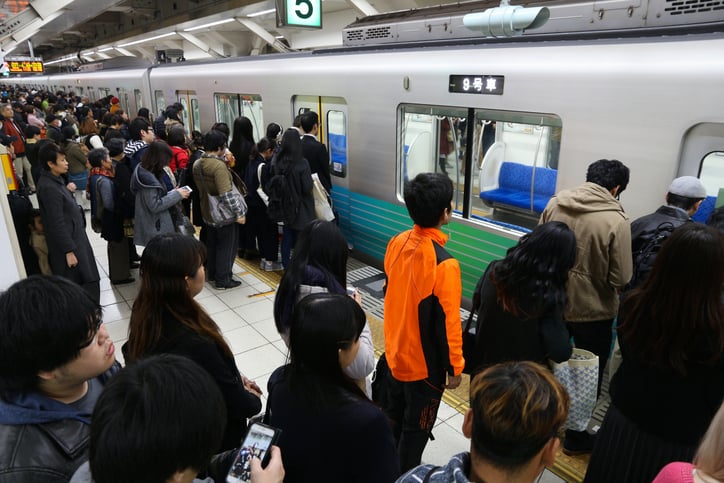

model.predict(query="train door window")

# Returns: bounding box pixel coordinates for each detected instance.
[176,91,199,133]
[154,90,166,119]
[134,89,143,113]
[399,104,561,230]
[239,95,264,142]
[214,93,240,130]
[327,110,347,177]
[118,88,129,114]
[214,93,264,143]
[87,87,96,102]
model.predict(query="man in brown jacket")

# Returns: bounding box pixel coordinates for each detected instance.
[540,159,632,453]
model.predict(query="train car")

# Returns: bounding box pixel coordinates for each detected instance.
[13,3,724,298]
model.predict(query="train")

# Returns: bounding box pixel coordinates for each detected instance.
[10,0,724,298]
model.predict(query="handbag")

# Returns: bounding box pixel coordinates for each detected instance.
[311,172,334,222]
[256,162,269,207]
[122,218,135,238]
[549,348,599,431]
[194,157,247,227]
[371,353,392,408]
[172,203,195,236]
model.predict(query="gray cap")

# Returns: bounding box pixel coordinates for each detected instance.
[668,176,707,198]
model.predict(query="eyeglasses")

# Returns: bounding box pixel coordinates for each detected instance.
[77,315,103,350]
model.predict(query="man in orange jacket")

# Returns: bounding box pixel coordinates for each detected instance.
[382,172,464,472]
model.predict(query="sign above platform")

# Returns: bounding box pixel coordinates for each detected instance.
[4,56,43,74]
[277,0,322,28]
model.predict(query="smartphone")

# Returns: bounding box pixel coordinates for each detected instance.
[181,185,192,192]
[346,286,356,296]
[226,422,281,483]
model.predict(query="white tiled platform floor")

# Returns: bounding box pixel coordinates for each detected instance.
[86,225,564,482]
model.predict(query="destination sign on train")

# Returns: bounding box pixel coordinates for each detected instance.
[449,75,504,95]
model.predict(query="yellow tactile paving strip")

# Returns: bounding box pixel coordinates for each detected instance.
[235,256,587,482]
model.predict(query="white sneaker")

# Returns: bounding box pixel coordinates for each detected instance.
[260,259,268,270]
[264,261,283,271]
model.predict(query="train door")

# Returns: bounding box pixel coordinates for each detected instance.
[292,95,349,191]
[214,93,264,142]
[154,90,166,119]
[176,91,200,133]
[117,88,130,115]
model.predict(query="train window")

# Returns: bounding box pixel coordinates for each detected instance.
[399,104,561,230]
[154,90,166,119]
[87,87,96,102]
[327,110,347,178]
[134,89,143,113]
[118,88,129,114]
[214,93,264,142]
[699,151,724,203]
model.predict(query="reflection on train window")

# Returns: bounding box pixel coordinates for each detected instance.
[327,110,347,178]
[699,151,724,203]
[154,90,165,120]
[399,104,561,230]
[214,93,264,142]
[134,89,143,113]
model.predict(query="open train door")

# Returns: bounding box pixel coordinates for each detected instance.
[292,96,353,244]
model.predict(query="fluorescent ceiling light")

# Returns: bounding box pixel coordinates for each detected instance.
[247,8,275,17]
[98,47,113,52]
[118,32,175,48]
[274,35,284,39]
[45,55,76,66]
[184,18,235,31]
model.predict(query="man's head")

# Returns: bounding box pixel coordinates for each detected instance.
[105,137,126,159]
[39,142,68,174]
[300,111,319,135]
[88,147,111,170]
[23,124,40,140]
[0,103,13,120]
[464,362,569,477]
[0,276,114,399]
[403,172,454,228]
[666,176,707,214]
[586,159,630,198]
[45,114,61,128]
[89,354,226,483]
[128,116,154,143]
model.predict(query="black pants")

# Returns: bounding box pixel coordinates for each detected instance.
[382,370,445,473]
[206,223,238,285]
[247,204,279,262]
[567,318,614,396]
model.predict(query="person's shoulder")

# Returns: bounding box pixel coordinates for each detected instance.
[652,462,695,483]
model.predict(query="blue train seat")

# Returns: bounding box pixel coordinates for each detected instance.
[480,161,557,214]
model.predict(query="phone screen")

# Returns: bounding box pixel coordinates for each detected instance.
[226,423,280,483]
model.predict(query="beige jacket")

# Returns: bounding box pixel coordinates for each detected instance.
[540,182,632,322]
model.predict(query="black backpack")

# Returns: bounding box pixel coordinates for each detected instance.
[626,221,677,291]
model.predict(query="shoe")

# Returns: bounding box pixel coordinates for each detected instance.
[112,278,135,285]
[129,262,140,269]
[562,429,596,456]
[264,261,283,271]
[215,280,241,290]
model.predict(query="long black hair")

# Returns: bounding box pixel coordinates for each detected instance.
[286,293,367,412]
[491,221,576,318]
[273,220,349,334]
[274,128,303,174]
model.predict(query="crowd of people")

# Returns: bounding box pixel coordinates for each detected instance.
[0,85,722,483]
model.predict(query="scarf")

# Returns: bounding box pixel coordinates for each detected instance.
[85,166,114,198]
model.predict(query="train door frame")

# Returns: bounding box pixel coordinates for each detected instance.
[679,122,724,219]
[176,90,200,133]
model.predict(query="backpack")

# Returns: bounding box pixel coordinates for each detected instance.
[265,170,300,224]
[461,263,494,375]
[626,221,677,291]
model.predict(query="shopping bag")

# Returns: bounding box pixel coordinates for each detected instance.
[311,173,335,222]
[550,348,599,431]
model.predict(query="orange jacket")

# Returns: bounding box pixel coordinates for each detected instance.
[383,225,464,381]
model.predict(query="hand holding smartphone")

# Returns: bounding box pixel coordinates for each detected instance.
[227,423,281,483]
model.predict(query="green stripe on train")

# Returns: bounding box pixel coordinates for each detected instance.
[332,187,517,298]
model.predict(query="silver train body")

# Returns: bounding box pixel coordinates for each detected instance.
[15,27,724,297]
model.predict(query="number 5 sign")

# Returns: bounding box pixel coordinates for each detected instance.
[277,0,322,28]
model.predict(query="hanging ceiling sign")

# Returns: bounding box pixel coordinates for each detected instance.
[277,0,322,29]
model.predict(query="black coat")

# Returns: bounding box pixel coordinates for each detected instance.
[301,135,332,192]
[36,171,99,285]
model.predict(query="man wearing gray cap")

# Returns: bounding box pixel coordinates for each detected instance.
[628,175,707,289]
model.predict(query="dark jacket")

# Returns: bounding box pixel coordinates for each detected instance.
[112,155,135,219]
[471,261,572,373]
[0,365,119,482]
[122,311,262,451]
[273,158,315,231]
[37,170,100,285]
[301,134,332,192]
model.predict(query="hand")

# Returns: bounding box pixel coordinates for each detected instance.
[176,187,191,199]
[236,215,246,225]
[66,182,77,193]
[250,446,284,483]
[352,289,362,306]
[445,374,462,390]
[242,376,263,397]
[66,252,78,268]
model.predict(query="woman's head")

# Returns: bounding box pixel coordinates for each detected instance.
[492,221,576,318]
[167,126,187,148]
[256,137,274,160]
[289,293,365,375]
[232,117,254,144]
[293,220,348,286]
[276,129,303,169]
[140,141,173,177]
[466,361,569,474]
[61,126,76,142]
[266,122,282,142]
[620,223,724,374]
[139,233,206,299]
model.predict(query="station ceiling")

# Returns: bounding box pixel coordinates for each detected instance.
[0,0,468,67]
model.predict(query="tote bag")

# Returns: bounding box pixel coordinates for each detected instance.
[311,173,335,222]
[550,348,599,431]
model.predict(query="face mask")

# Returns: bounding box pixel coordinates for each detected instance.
[57,111,66,119]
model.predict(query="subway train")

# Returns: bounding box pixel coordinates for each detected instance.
[12,2,724,298]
